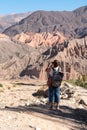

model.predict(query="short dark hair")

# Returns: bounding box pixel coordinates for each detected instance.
[52,60,58,67]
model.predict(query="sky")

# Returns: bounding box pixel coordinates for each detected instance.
[0,0,87,15]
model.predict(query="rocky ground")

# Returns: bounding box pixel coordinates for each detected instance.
[0,79,87,130]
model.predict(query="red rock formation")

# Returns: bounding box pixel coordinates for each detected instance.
[12,32,67,48]
[0,33,86,81]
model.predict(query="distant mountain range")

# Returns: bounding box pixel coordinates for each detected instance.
[0,6,87,80]
[0,12,31,32]
[3,6,87,38]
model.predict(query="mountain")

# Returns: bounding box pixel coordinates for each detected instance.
[0,34,41,79]
[12,32,67,48]
[0,6,87,80]
[0,12,31,32]
[0,33,86,80]
[3,6,87,38]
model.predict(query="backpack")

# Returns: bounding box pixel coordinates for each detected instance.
[51,68,64,87]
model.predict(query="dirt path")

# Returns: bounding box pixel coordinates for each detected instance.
[0,80,87,130]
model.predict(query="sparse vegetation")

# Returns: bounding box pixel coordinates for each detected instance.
[0,83,3,87]
[67,75,87,89]
[12,84,16,87]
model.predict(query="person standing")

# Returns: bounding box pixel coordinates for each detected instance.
[46,60,63,110]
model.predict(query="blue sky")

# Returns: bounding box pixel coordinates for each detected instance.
[0,0,87,14]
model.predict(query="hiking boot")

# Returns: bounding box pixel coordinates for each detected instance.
[55,105,59,110]
[54,103,59,110]
[55,106,62,112]
[49,104,55,110]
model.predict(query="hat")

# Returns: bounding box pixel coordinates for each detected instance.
[52,60,59,67]
[52,60,58,64]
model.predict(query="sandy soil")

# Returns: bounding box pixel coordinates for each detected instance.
[0,79,87,130]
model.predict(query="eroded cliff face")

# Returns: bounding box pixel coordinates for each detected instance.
[1,6,87,80]
[12,32,66,48]
[0,34,41,79]
[39,36,87,80]
[0,34,86,80]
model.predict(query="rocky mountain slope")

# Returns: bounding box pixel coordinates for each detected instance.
[0,6,87,130]
[12,32,67,48]
[0,12,31,32]
[3,6,87,38]
[0,6,86,80]
[0,33,86,80]
[0,34,42,80]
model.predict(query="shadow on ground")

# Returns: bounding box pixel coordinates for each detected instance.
[2,104,87,130]
[15,82,36,86]
[14,82,44,86]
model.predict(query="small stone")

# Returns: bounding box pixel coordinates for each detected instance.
[35,127,41,130]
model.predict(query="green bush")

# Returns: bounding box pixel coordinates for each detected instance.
[0,83,3,87]
[83,82,87,88]
[66,79,76,85]
[67,75,87,89]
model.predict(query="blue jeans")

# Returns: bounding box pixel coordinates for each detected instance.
[49,86,60,103]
